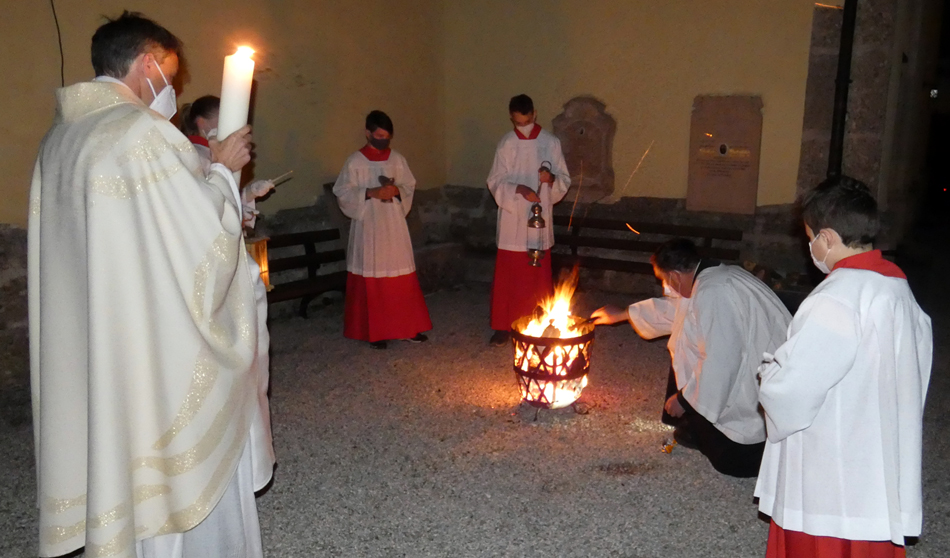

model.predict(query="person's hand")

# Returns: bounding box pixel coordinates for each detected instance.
[539,167,555,185]
[209,125,252,172]
[516,184,541,202]
[664,394,686,418]
[246,179,274,199]
[590,305,628,325]
[368,185,399,201]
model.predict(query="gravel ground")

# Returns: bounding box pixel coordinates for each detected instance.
[1,282,947,557]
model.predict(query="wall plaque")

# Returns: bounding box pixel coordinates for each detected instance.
[552,96,616,203]
[687,95,763,214]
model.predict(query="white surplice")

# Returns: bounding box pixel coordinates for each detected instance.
[332,149,417,277]
[29,81,274,558]
[627,264,791,444]
[755,268,932,545]
[486,126,570,252]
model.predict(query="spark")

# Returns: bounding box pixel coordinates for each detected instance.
[626,223,640,234]
[568,160,584,230]
[704,132,713,137]
[814,3,843,9]
[617,140,655,198]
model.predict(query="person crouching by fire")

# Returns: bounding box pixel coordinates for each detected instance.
[332,110,432,350]
[591,239,791,477]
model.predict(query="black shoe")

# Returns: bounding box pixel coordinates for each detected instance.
[369,340,388,350]
[489,330,509,346]
[406,333,428,343]
[673,427,698,450]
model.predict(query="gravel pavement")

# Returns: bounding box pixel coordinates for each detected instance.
[1,282,947,557]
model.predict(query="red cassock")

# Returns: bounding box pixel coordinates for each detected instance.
[333,146,432,342]
[767,521,905,558]
[489,249,553,331]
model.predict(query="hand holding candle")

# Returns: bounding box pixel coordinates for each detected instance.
[219,46,256,182]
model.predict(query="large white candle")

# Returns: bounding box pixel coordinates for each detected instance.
[218,46,255,183]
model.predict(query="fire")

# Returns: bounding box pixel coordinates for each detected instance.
[512,268,593,409]
[520,268,584,339]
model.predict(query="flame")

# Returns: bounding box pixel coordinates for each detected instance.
[235,46,255,58]
[520,267,582,339]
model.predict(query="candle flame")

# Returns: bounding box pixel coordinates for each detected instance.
[235,46,255,58]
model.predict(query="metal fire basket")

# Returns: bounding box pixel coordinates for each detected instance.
[510,316,595,409]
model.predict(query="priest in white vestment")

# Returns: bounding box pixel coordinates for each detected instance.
[333,110,432,350]
[28,13,274,558]
[755,177,932,557]
[592,239,791,477]
[486,94,570,346]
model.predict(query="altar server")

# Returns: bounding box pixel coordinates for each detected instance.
[756,176,932,557]
[487,94,570,345]
[29,12,274,558]
[333,110,432,349]
[592,239,791,477]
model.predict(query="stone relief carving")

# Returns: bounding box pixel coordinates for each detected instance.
[552,96,616,204]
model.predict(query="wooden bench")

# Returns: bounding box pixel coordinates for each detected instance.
[551,215,743,275]
[265,229,348,318]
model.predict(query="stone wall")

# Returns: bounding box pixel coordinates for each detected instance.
[0,224,29,425]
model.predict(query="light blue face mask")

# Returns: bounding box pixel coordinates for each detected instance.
[146,60,177,120]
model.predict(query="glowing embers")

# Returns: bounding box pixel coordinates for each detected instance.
[510,269,594,409]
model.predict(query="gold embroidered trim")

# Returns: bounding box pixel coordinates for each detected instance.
[41,485,170,546]
[84,524,134,558]
[90,164,183,199]
[131,377,242,476]
[42,493,87,515]
[156,418,247,535]
[152,350,219,451]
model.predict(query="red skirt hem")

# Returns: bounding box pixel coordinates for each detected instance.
[489,249,554,331]
[766,520,905,558]
[343,272,432,342]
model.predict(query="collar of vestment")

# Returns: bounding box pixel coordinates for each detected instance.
[188,135,209,148]
[832,249,906,279]
[515,124,542,140]
[360,145,391,161]
[56,81,144,123]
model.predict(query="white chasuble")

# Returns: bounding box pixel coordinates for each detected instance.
[332,149,418,277]
[28,81,274,557]
[486,127,570,252]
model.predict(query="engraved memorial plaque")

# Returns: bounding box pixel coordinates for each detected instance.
[687,95,763,214]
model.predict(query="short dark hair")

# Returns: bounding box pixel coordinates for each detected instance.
[365,110,394,135]
[801,175,879,247]
[651,238,701,273]
[180,95,220,136]
[91,11,182,78]
[509,94,534,115]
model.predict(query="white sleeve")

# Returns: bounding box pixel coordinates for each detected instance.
[627,297,678,339]
[331,159,366,221]
[758,293,860,441]
[394,155,416,217]
[487,140,520,213]
[548,138,570,204]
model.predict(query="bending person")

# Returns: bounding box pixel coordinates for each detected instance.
[592,239,791,477]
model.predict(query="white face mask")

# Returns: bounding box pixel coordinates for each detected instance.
[204,127,218,140]
[146,60,177,120]
[516,123,535,137]
[662,280,681,298]
[809,235,832,274]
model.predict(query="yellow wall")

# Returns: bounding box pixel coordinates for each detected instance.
[443,0,816,207]
[2,1,818,227]
[0,0,445,227]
